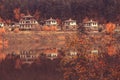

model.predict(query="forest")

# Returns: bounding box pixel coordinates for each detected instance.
[0,0,120,23]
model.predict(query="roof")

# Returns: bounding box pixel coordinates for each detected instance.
[46,17,56,22]
[19,18,36,21]
[65,18,76,22]
[19,15,37,22]
[84,20,98,24]
[22,15,33,18]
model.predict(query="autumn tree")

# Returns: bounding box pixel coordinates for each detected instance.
[0,28,7,61]
[105,22,116,34]
[34,10,40,21]
[82,17,89,23]
[60,28,120,80]
[0,0,120,22]
[13,8,21,21]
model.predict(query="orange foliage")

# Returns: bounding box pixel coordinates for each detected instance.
[0,40,2,43]
[34,10,40,20]
[58,36,65,40]
[0,28,8,50]
[0,45,2,49]
[51,26,57,31]
[0,53,6,61]
[43,48,57,54]
[83,17,89,23]
[13,28,19,33]
[107,45,116,56]
[0,39,8,49]
[106,22,116,34]
[6,19,11,24]
[20,13,25,18]
[13,8,21,21]
[0,17,3,22]
[4,40,8,48]
[0,28,6,34]
[56,18,61,25]
[42,26,57,31]
[42,26,50,31]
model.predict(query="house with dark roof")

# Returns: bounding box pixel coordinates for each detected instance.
[83,20,99,32]
[63,18,77,30]
[42,18,60,31]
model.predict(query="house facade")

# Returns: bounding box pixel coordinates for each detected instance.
[42,18,60,31]
[45,18,58,26]
[115,23,120,32]
[42,48,58,60]
[19,50,39,64]
[83,20,99,32]
[65,50,78,56]
[63,19,77,30]
[19,15,39,30]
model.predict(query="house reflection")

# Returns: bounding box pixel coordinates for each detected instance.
[16,48,61,64]
[42,48,58,60]
[4,40,65,64]
[20,50,39,64]
[2,33,120,64]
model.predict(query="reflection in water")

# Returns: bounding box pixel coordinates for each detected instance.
[3,40,66,63]
[2,33,120,64]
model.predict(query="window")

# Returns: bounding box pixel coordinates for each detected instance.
[23,21,25,24]
[26,21,29,23]
[46,21,50,25]
[52,21,54,23]
[70,52,77,56]
[51,54,57,57]
[34,21,36,23]
[89,23,91,26]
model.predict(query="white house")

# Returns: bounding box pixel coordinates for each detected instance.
[83,20,99,32]
[45,18,58,26]
[0,22,4,27]
[84,20,98,27]
[63,19,77,30]
[19,15,39,30]
[115,23,120,32]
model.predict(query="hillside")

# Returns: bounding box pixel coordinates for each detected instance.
[0,0,120,22]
